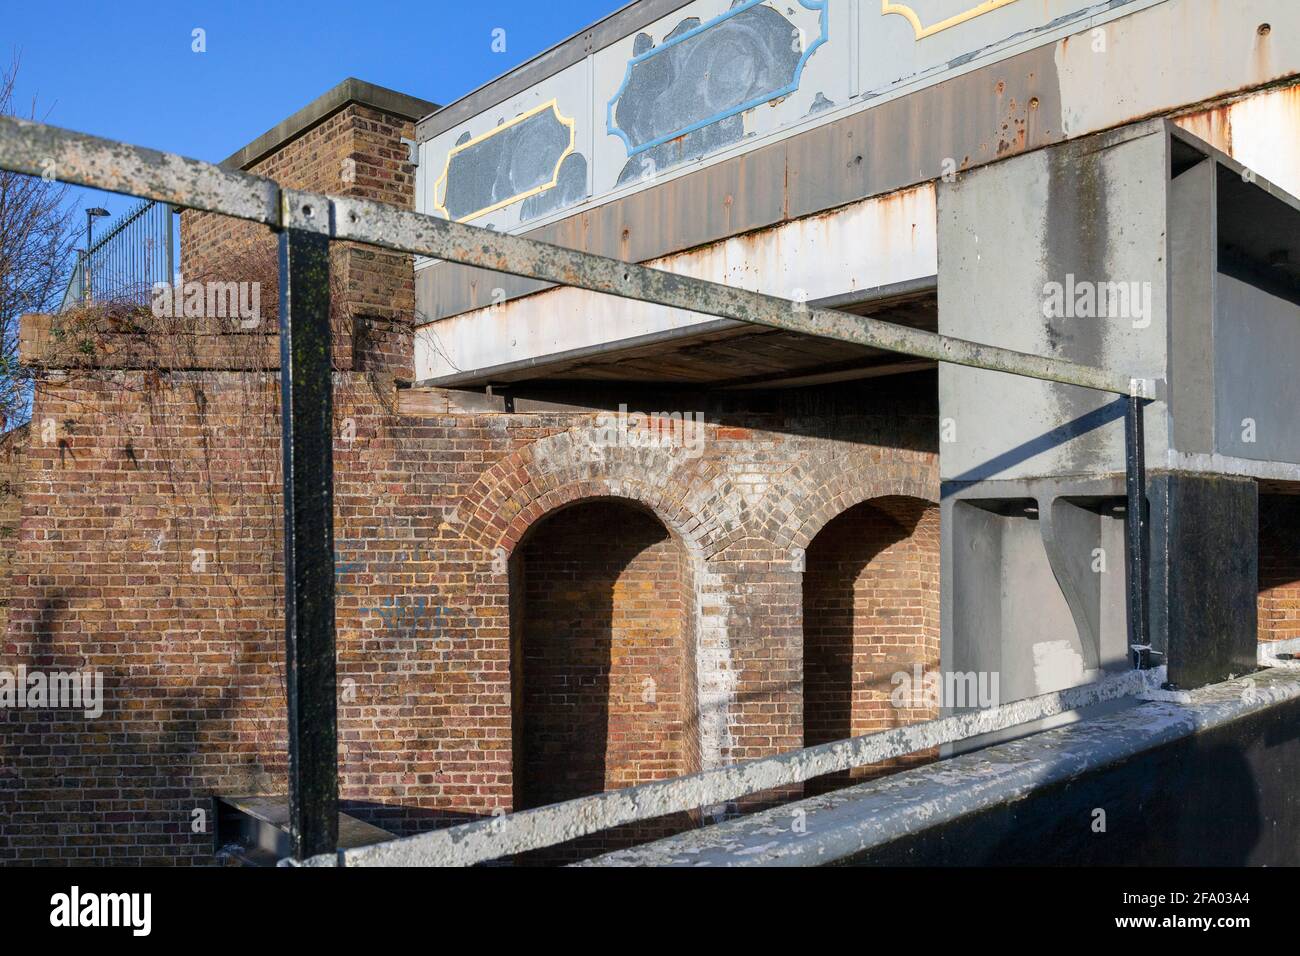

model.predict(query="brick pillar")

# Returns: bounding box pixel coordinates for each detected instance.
[0,423,27,638]
[179,86,430,385]
[711,536,803,807]
[335,104,420,385]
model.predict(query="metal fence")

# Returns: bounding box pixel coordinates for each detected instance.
[0,113,1160,866]
[59,197,175,311]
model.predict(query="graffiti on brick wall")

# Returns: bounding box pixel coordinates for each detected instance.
[336,550,451,646]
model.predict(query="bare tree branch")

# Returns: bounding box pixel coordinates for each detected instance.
[0,52,79,429]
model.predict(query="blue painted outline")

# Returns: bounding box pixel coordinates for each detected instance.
[606,0,830,157]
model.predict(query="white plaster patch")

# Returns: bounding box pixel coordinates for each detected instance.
[1032,639,1086,695]
[1139,686,1193,704]
[695,565,735,771]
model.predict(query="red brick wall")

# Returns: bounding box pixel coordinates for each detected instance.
[0,424,27,638]
[803,496,940,790]
[2,375,287,863]
[1259,494,1300,644]
[2,371,938,864]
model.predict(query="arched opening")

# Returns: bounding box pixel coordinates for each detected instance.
[802,496,940,793]
[510,498,697,862]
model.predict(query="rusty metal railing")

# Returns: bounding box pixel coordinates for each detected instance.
[0,113,1162,866]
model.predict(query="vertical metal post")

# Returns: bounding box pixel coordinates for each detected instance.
[85,207,103,303]
[1125,395,1151,664]
[165,203,175,287]
[279,226,339,859]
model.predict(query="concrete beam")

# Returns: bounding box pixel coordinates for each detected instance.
[1150,473,1260,689]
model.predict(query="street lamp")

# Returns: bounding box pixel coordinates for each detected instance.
[83,207,109,304]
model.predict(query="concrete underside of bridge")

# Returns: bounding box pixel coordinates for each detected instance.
[3,0,1300,866]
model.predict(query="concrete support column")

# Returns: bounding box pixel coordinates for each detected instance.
[1149,473,1259,688]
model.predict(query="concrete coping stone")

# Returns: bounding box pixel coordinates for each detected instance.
[580,666,1300,866]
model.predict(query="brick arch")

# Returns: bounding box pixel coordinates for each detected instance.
[755,451,938,555]
[503,481,700,558]
[459,426,746,559]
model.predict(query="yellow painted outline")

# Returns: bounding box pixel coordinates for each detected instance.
[432,99,576,223]
[882,0,1021,39]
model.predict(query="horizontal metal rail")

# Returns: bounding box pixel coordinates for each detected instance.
[301,666,1165,867]
[0,116,279,225]
[0,115,1155,398]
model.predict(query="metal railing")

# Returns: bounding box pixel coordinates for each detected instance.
[59,197,176,312]
[0,113,1162,866]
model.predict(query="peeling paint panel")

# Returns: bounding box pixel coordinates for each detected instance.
[864,0,1149,98]
[418,0,1144,235]
[593,0,845,190]
[418,58,592,233]
[435,100,576,222]
[607,0,825,156]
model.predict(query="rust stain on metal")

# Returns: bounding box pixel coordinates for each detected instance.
[1174,83,1300,172]
[1176,104,1235,155]
[1253,18,1274,80]
[995,93,1030,156]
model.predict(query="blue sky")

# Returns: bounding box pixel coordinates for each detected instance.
[8,0,619,224]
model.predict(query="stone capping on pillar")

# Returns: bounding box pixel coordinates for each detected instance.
[220,77,438,172]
